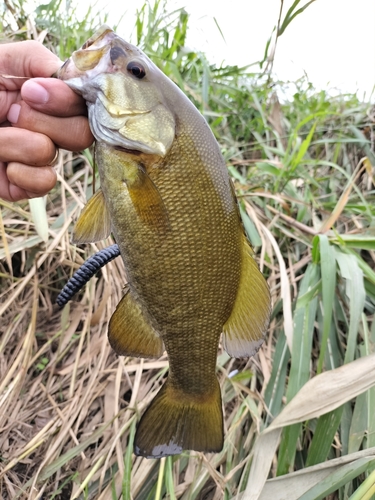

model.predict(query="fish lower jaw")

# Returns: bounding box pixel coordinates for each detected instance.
[89,116,161,156]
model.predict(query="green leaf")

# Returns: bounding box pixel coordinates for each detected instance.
[239,204,262,247]
[367,318,375,449]
[29,196,49,242]
[122,419,136,500]
[278,0,317,37]
[348,392,367,454]
[317,235,336,373]
[334,250,366,363]
[263,331,290,425]
[277,263,319,474]
[349,468,375,500]
[290,121,317,172]
[330,234,375,250]
[246,354,375,497]
[306,407,344,466]
[299,457,375,500]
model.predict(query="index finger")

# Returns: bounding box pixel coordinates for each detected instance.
[0,40,61,79]
[21,78,88,117]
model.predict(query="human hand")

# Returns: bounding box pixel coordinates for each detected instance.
[0,40,93,202]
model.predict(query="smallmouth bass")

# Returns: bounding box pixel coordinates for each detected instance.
[58,25,271,458]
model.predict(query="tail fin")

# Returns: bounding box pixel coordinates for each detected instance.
[134,379,223,458]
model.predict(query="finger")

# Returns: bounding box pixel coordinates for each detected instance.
[0,162,53,202]
[0,161,29,201]
[7,162,57,196]
[0,126,57,165]
[0,90,19,123]
[21,78,88,117]
[0,40,61,79]
[8,101,93,151]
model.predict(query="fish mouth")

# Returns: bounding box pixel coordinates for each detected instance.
[114,146,143,156]
[57,25,117,79]
[81,25,114,50]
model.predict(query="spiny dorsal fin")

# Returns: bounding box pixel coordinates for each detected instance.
[72,188,111,244]
[222,235,271,358]
[108,290,164,358]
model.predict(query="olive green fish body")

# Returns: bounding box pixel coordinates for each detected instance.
[58,26,271,458]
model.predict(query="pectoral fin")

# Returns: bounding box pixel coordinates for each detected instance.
[126,165,169,234]
[222,235,271,357]
[72,188,111,244]
[109,290,164,358]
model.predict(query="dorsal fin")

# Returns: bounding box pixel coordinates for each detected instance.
[222,235,271,357]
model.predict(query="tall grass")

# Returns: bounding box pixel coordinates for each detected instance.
[0,1,375,499]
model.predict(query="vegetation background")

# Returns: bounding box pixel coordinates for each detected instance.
[1,0,375,499]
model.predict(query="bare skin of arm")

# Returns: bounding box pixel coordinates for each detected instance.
[0,40,93,202]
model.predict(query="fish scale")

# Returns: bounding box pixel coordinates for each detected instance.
[58,25,271,458]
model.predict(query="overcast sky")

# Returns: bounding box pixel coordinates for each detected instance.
[84,0,375,100]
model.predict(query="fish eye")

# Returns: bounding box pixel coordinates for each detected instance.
[127,61,146,79]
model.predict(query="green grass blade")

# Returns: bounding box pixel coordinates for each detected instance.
[263,331,290,425]
[165,456,177,500]
[330,234,375,250]
[368,317,375,449]
[348,391,367,454]
[306,407,344,466]
[276,423,302,476]
[334,250,366,363]
[278,0,317,36]
[277,263,319,474]
[155,457,166,500]
[316,234,336,373]
[289,121,317,172]
[254,452,375,500]
[122,418,136,500]
[349,467,375,500]
[239,203,262,247]
[29,196,49,242]
[299,457,375,500]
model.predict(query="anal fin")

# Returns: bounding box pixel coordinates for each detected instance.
[72,188,111,243]
[108,290,164,358]
[223,235,271,357]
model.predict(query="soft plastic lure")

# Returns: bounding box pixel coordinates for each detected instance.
[56,244,120,307]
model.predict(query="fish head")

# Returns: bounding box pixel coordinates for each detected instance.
[58,25,175,157]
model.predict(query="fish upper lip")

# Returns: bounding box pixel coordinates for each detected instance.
[97,93,151,118]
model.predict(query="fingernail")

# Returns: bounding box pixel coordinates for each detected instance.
[7,104,21,124]
[21,80,49,104]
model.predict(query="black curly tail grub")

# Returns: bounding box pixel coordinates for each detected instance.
[56,244,120,307]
